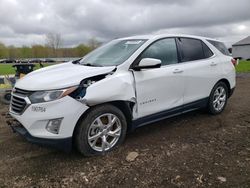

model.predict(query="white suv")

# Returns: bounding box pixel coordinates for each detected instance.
[8,34,236,156]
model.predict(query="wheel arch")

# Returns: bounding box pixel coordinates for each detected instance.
[72,100,135,141]
[108,100,135,132]
[216,78,232,97]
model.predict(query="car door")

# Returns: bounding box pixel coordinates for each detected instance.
[176,37,222,105]
[132,38,185,118]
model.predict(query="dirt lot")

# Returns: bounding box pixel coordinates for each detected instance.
[0,76,250,188]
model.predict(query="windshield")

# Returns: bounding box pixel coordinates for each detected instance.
[79,39,147,66]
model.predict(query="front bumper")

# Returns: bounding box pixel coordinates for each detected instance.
[9,96,88,139]
[8,95,89,151]
[7,118,72,152]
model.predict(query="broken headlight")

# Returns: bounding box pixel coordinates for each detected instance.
[29,86,77,103]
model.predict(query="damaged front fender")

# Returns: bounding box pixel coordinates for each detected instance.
[83,72,136,106]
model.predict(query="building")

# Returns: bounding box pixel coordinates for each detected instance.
[232,36,250,60]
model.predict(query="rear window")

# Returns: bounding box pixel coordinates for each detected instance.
[177,38,213,62]
[207,40,230,56]
[202,42,214,58]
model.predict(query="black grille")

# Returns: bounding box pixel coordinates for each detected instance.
[10,88,32,114]
[11,96,27,114]
[14,88,32,96]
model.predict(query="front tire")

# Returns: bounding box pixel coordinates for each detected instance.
[208,82,228,115]
[75,104,127,156]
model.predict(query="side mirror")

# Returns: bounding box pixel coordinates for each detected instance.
[133,58,161,71]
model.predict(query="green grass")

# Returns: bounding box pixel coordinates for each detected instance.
[0,63,55,75]
[236,60,250,73]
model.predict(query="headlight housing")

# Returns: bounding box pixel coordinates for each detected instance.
[29,86,77,103]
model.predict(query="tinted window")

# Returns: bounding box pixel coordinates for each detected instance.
[140,38,178,66]
[177,38,205,62]
[207,40,230,56]
[202,42,214,58]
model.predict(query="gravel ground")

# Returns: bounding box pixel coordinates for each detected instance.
[0,76,249,188]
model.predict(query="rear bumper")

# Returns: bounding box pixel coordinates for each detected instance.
[229,87,235,98]
[7,118,72,152]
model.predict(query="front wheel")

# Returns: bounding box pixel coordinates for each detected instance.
[75,104,127,156]
[207,82,228,115]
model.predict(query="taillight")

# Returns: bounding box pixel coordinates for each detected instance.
[231,58,237,67]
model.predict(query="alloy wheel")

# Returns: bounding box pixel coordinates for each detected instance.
[213,86,227,112]
[87,113,122,152]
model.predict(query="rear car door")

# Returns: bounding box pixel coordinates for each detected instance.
[132,38,185,118]
[176,37,222,105]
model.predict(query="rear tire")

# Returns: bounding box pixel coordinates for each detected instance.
[207,82,228,115]
[75,104,127,156]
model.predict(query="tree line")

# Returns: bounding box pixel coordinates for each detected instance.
[0,33,101,59]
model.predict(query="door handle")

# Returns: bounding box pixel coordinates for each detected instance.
[210,62,217,66]
[173,69,183,74]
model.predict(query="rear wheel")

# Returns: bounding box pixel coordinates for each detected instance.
[75,104,127,156]
[208,82,228,115]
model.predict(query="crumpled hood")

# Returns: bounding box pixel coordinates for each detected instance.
[15,62,116,90]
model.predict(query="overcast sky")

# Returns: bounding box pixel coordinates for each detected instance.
[0,0,249,47]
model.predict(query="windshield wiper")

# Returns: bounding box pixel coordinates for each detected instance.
[82,63,103,67]
[72,59,102,67]
[72,58,82,64]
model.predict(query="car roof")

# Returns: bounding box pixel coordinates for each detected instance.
[119,34,221,42]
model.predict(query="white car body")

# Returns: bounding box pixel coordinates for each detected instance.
[8,34,236,151]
